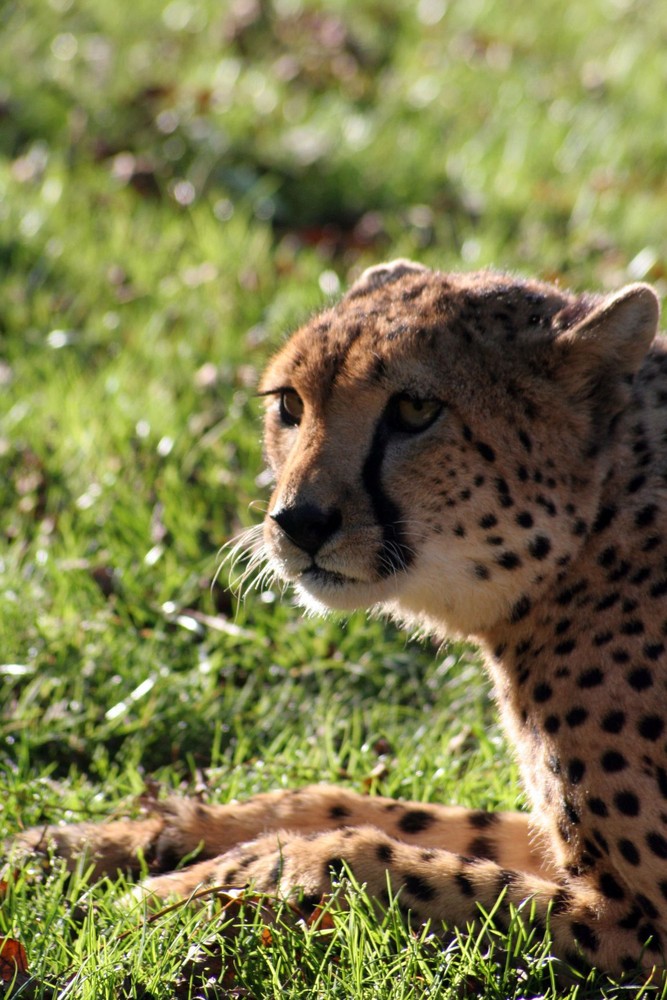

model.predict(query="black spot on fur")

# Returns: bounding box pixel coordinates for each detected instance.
[618,839,640,865]
[518,430,532,452]
[627,474,646,494]
[638,923,662,952]
[618,905,642,930]
[646,832,667,858]
[455,871,475,896]
[638,715,665,741]
[583,837,603,861]
[595,592,619,612]
[577,668,604,689]
[592,505,617,533]
[636,894,659,919]
[614,791,640,816]
[650,578,667,599]
[469,810,499,829]
[601,711,625,734]
[601,750,628,773]
[398,809,436,835]
[592,829,609,855]
[497,551,521,570]
[510,595,532,623]
[657,767,667,799]
[529,535,551,560]
[329,804,352,820]
[598,546,617,568]
[567,759,586,785]
[599,872,625,900]
[626,667,653,691]
[620,619,644,636]
[588,797,608,818]
[404,873,436,902]
[635,503,658,528]
[644,536,662,555]
[476,441,496,463]
[566,706,588,727]
[533,682,553,703]
[557,581,588,606]
[468,836,498,862]
[495,477,513,508]
[536,494,557,516]
[571,921,599,953]
[608,560,630,583]
[376,843,394,864]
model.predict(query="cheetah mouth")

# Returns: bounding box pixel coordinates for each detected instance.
[302,565,356,587]
[296,563,394,614]
[297,561,403,614]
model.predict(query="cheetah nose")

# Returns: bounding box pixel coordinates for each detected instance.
[270,502,342,556]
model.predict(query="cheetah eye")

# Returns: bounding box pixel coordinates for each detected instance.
[387,394,443,433]
[279,389,304,427]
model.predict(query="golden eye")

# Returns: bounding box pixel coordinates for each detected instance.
[390,394,443,433]
[279,389,304,426]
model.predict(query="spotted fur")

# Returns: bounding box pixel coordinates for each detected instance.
[14,261,667,980]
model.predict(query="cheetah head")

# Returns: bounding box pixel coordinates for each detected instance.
[258,261,659,636]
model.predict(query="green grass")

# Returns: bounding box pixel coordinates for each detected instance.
[1,0,667,996]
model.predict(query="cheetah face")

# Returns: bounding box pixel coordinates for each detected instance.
[259,262,658,636]
[261,373,444,617]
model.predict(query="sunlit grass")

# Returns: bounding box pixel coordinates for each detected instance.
[2,0,666,995]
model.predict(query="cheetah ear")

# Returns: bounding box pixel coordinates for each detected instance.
[557,283,659,381]
[346,259,429,298]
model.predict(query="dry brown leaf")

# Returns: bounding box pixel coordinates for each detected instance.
[0,938,28,981]
[306,904,336,931]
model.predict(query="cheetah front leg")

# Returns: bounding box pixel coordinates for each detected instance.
[150,785,558,878]
[12,785,555,881]
[137,826,650,980]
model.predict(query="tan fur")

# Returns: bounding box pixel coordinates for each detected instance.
[11,261,667,981]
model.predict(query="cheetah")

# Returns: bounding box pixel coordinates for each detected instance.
[14,259,667,980]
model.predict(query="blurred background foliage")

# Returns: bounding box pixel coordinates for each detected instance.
[4,0,667,276]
